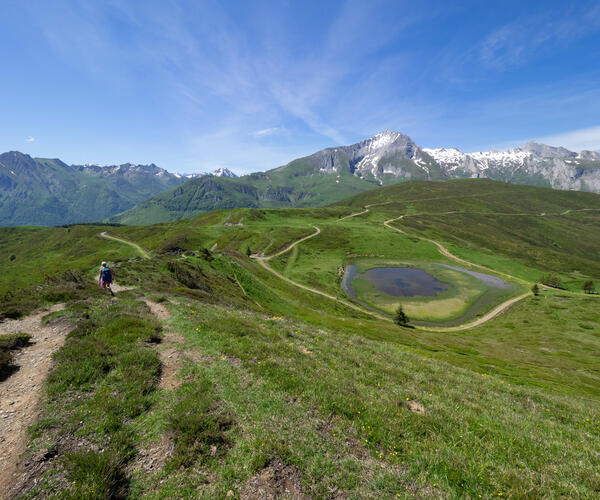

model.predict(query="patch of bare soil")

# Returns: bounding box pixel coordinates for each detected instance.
[408,400,425,415]
[143,299,172,322]
[129,435,175,475]
[110,283,135,293]
[143,299,187,391]
[129,300,213,477]
[241,456,311,500]
[0,304,72,498]
[143,299,218,389]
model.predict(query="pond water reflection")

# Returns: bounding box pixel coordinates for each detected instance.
[342,265,449,298]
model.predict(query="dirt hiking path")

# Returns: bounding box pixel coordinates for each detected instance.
[99,231,151,259]
[251,207,544,331]
[0,304,72,498]
[252,226,321,260]
[143,300,184,390]
[250,227,390,322]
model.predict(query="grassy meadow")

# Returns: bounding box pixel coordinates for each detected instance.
[1,179,599,498]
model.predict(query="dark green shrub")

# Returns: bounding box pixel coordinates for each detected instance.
[0,350,15,379]
[583,280,595,294]
[0,332,32,350]
[63,449,129,499]
[200,247,213,261]
[394,305,410,327]
[0,333,33,379]
[166,260,210,291]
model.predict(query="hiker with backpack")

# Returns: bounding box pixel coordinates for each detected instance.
[99,261,114,296]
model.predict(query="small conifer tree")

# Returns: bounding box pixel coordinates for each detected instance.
[394,305,409,327]
[583,280,595,294]
[246,247,252,257]
[531,283,540,296]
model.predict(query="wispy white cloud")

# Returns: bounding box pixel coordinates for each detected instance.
[479,5,600,70]
[25,136,35,142]
[535,125,600,152]
[250,127,288,138]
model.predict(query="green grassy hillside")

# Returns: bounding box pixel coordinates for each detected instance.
[335,179,600,286]
[109,156,379,225]
[2,179,599,498]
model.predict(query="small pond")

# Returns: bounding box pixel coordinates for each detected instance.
[342,265,449,298]
[341,264,513,300]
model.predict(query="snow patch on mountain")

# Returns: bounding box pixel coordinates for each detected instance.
[212,167,238,178]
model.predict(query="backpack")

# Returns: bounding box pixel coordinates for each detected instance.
[101,267,112,281]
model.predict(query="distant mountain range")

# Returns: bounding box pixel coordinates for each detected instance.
[0,151,242,226]
[111,130,600,225]
[176,167,238,180]
[2,131,599,226]
[423,141,600,191]
[0,151,187,226]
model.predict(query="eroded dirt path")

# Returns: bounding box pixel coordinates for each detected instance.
[0,304,72,497]
[252,226,321,260]
[99,231,151,259]
[142,299,187,390]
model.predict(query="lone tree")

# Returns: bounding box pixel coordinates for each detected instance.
[583,280,595,294]
[246,247,252,257]
[531,283,540,296]
[394,305,409,327]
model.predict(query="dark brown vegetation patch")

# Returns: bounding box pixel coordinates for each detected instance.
[241,456,311,500]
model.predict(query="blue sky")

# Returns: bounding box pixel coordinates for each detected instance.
[1,0,600,174]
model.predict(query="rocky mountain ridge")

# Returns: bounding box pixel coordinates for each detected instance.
[423,141,600,191]
[289,130,600,192]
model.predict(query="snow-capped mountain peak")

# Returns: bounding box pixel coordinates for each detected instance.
[421,140,600,191]
[423,147,465,165]
[367,130,403,150]
[212,167,237,178]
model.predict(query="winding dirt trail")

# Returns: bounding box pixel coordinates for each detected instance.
[252,226,321,260]
[100,231,151,259]
[0,304,73,497]
[250,215,533,330]
[336,201,393,222]
[252,227,389,321]
[426,291,531,331]
[383,216,527,285]
[253,204,591,330]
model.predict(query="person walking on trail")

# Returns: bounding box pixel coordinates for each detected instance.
[99,261,114,296]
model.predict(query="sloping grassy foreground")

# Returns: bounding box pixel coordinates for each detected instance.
[17,284,600,498]
[134,301,599,499]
